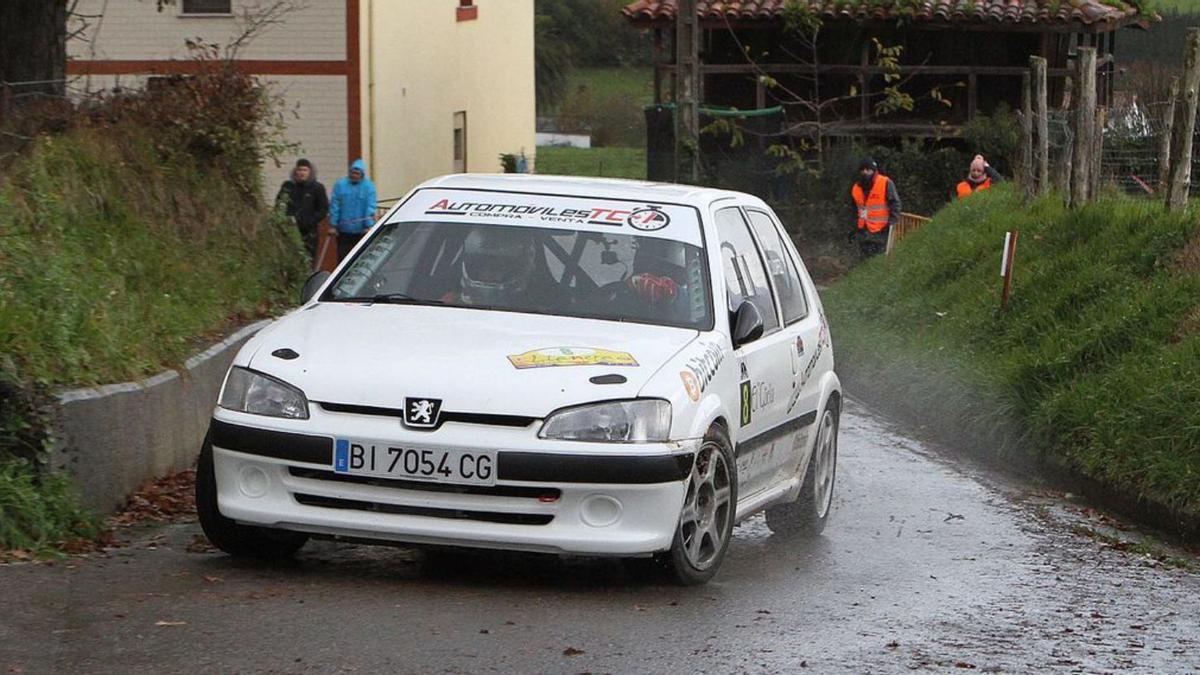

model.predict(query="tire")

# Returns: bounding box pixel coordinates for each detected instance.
[196,432,309,560]
[765,396,840,538]
[660,424,738,586]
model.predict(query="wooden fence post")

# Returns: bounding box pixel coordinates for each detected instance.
[1071,47,1097,208]
[675,0,701,184]
[1168,28,1200,212]
[1091,107,1106,198]
[1159,77,1179,195]
[0,83,11,122]
[1031,57,1050,196]
[1020,71,1034,200]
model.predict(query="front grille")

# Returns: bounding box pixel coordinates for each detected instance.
[316,402,537,429]
[288,466,561,500]
[294,493,554,526]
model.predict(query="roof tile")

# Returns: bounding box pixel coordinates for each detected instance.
[621,0,1142,26]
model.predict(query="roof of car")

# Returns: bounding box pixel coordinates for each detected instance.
[413,173,759,209]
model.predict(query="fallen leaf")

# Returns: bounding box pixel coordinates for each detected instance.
[155,620,187,627]
[885,640,900,649]
[186,535,216,554]
[562,647,585,656]
[202,575,223,583]
[954,662,976,669]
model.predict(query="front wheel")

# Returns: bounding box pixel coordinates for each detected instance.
[765,396,839,537]
[660,424,737,586]
[196,432,309,560]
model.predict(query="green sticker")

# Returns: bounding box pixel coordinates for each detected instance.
[740,380,752,427]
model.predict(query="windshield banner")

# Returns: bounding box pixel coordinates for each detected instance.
[389,189,703,247]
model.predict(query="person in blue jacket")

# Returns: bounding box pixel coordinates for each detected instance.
[329,158,377,261]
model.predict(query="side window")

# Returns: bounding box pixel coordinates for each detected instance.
[714,207,780,334]
[747,209,809,324]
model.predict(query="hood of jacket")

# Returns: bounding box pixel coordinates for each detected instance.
[349,158,367,178]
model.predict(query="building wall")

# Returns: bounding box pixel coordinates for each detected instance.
[363,0,535,201]
[260,75,349,191]
[66,0,350,197]
[67,0,345,61]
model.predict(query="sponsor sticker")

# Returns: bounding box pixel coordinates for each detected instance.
[508,347,638,369]
[627,206,670,231]
[681,341,725,398]
[396,189,704,247]
[680,371,702,402]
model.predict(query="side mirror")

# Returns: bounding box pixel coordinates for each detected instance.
[731,300,765,348]
[300,270,331,304]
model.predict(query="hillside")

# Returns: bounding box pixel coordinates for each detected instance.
[0,117,306,551]
[824,187,1200,535]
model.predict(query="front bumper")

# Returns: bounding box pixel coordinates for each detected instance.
[209,409,697,556]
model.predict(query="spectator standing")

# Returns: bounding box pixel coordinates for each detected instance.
[849,158,901,258]
[275,158,329,261]
[330,158,377,261]
[955,155,1003,200]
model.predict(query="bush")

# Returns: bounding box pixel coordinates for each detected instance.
[556,83,646,148]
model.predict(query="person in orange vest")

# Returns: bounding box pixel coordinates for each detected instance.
[849,157,901,258]
[955,155,1003,200]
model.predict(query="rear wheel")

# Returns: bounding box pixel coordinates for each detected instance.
[196,432,308,560]
[765,396,839,537]
[660,424,737,586]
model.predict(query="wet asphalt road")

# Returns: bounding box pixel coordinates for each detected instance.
[2,399,1199,674]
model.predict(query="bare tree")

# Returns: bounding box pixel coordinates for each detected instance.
[0,1,68,97]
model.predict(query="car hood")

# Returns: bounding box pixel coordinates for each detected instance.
[246,303,700,417]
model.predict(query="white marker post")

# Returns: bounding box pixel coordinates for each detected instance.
[1000,230,1019,310]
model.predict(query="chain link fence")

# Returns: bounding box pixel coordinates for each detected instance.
[1098,99,1198,195]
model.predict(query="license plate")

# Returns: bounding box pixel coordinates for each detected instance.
[333,439,496,486]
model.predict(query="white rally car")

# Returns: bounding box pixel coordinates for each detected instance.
[196,175,841,584]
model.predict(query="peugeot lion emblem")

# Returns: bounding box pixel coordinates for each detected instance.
[404,397,443,429]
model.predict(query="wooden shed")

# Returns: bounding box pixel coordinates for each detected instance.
[623,0,1151,139]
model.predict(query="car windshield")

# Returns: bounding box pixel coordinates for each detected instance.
[323,221,713,330]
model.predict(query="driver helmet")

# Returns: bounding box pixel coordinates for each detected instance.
[460,227,537,305]
[632,237,687,283]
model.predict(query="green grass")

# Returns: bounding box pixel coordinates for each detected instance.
[0,122,306,550]
[824,186,1200,525]
[1155,0,1197,11]
[0,460,98,553]
[565,67,654,106]
[535,146,647,180]
[0,126,306,388]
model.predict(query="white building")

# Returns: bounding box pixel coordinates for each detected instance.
[68,0,535,202]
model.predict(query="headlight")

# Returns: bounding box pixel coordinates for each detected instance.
[218,367,310,419]
[539,399,671,443]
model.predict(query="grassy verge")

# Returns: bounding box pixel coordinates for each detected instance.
[0,122,306,551]
[824,186,1200,534]
[535,146,647,180]
[0,461,99,555]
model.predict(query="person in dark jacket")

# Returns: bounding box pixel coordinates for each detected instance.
[329,158,378,261]
[276,158,329,259]
[849,157,901,258]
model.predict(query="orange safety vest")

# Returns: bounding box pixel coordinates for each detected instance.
[851,174,892,234]
[956,178,991,199]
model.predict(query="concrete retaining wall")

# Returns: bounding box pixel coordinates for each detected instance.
[50,320,270,514]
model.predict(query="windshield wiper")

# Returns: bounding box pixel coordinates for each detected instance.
[336,293,444,305]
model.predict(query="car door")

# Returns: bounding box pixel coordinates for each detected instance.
[713,206,793,500]
[745,207,825,486]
